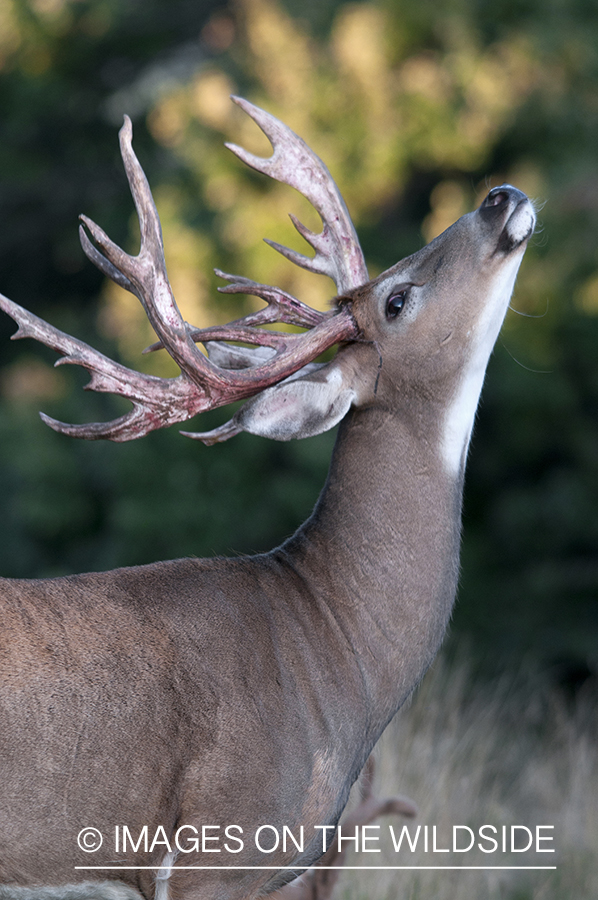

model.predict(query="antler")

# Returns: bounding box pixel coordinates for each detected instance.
[0,102,367,443]
[225,96,368,294]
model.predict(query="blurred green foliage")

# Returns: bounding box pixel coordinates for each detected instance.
[0,0,596,674]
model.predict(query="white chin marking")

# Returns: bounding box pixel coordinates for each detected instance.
[506,204,535,245]
[441,255,523,475]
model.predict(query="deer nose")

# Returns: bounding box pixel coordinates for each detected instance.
[481,184,528,209]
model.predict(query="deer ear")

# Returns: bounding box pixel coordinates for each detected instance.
[236,361,356,441]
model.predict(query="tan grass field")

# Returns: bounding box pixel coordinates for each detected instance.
[336,655,597,900]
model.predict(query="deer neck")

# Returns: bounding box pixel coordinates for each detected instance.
[278,400,464,727]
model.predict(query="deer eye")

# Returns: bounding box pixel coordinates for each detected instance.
[386,289,408,319]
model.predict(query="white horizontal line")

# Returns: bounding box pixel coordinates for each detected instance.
[75,865,558,871]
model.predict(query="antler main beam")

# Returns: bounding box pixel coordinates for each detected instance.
[0,102,367,443]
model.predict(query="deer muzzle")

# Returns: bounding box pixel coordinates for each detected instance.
[481,185,536,255]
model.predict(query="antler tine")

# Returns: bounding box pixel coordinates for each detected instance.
[215,270,326,327]
[226,96,369,294]
[79,224,135,293]
[143,271,326,355]
[0,292,208,441]
[80,116,227,394]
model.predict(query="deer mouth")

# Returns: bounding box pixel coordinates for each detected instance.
[497,197,536,255]
[480,185,536,256]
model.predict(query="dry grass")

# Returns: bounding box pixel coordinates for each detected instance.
[338,656,598,900]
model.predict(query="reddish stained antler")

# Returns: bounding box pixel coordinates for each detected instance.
[225,96,368,294]
[0,101,367,443]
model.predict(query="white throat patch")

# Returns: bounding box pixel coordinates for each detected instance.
[441,254,524,475]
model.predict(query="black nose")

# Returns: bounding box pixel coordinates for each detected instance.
[481,184,528,210]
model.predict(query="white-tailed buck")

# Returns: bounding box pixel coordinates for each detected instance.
[0,98,535,900]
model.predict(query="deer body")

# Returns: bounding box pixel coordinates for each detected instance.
[0,100,535,900]
[0,405,459,898]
